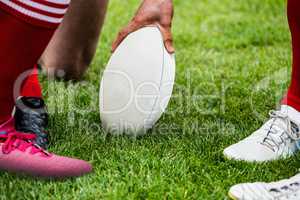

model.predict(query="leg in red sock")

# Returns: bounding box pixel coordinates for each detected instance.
[0,1,92,178]
[0,10,53,123]
[223,0,300,162]
[282,0,300,111]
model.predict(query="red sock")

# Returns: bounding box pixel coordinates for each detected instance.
[0,1,69,124]
[282,0,300,111]
[21,65,42,98]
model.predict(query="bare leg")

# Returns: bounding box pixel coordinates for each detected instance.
[39,0,109,80]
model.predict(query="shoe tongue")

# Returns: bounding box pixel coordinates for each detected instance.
[281,105,300,124]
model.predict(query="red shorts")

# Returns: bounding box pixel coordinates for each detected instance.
[0,0,70,28]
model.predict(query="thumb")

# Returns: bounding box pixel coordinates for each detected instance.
[111,28,129,53]
[158,24,175,54]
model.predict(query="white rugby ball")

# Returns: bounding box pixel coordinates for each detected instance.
[100,26,176,136]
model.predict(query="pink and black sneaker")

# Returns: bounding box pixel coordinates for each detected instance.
[0,118,92,178]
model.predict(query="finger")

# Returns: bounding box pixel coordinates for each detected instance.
[111,21,143,53]
[158,24,175,54]
[111,28,129,53]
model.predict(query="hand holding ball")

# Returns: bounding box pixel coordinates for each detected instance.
[100,27,176,136]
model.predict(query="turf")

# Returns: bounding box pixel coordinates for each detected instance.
[0,0,298,199]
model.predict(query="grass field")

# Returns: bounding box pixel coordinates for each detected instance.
[1,0,299,199]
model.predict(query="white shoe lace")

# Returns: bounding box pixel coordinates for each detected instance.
[261,110,300,152]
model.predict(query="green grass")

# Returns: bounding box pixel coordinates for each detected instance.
[1,0,299,199]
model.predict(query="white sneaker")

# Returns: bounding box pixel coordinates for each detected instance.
[229,174,300,200]
[223,105,300,162]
